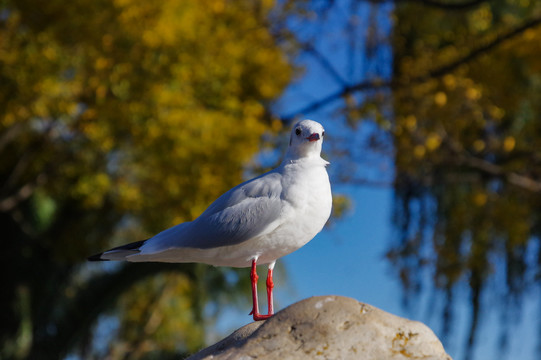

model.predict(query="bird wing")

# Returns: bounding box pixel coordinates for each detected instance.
[142,170,285,252]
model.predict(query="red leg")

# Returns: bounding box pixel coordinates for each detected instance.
[249,259,259,316]
[266,266,274,315]
[249,259,271,321]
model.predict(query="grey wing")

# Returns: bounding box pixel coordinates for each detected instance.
[152,171,284,250]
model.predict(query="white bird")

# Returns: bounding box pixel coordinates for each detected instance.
[89,119,332,321]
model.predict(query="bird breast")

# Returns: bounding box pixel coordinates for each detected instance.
[243,160,332,266]
[280,162,332,241]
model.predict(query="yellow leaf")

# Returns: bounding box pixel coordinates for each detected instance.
[466,87,481,100]
[503,136,515,152]
[94,57,110,70]
[473,139,485,152]
[434,92,447,107]
[426,133,442,151]
[473,192,488,207]
[414,144,426,158]
[443,74,456,90]
[405,115,417,130]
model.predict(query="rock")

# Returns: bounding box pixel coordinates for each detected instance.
[187,296,452,360]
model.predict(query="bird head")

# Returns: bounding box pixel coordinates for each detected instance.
[286,119,326,160]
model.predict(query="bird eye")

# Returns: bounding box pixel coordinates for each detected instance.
[295,128,301,136]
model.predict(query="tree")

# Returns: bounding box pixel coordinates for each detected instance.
[387,2,541,358]
[0,0,292,358]
[279,0,541,358]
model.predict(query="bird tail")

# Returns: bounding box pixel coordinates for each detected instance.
[88,239,148,261]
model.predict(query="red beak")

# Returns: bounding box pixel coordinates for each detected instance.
[306,133,320,142]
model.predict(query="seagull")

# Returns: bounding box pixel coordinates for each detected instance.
[88,119,332,321]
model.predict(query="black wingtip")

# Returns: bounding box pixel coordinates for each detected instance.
[87,253,108,261]
[87,239,148,262]
[113,239,147,251]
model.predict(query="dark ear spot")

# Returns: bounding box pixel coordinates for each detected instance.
[295,128,301,136]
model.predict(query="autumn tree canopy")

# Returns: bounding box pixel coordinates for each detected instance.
[284,1,541,358]
[388,1,541,356]
[0,0,292,358]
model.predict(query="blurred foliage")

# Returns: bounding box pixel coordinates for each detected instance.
[0,0,292,359]
[285,0,541,357]
[383,0,541,357]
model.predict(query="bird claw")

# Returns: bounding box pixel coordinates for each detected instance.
[252,313,272,321]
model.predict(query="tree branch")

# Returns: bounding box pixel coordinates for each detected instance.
[281,14,541,121]
[336,178,393,188]
[441,129,541,192]
[0,122,24,153]
[0,174,47,212]
[29,263,198,359]
[281,78,390,121]
[420,15,541,81]
[371,0,487,11]
[302,42,349,86]
[458,155,541,192]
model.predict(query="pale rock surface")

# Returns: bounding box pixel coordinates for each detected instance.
[187,295,452,360]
